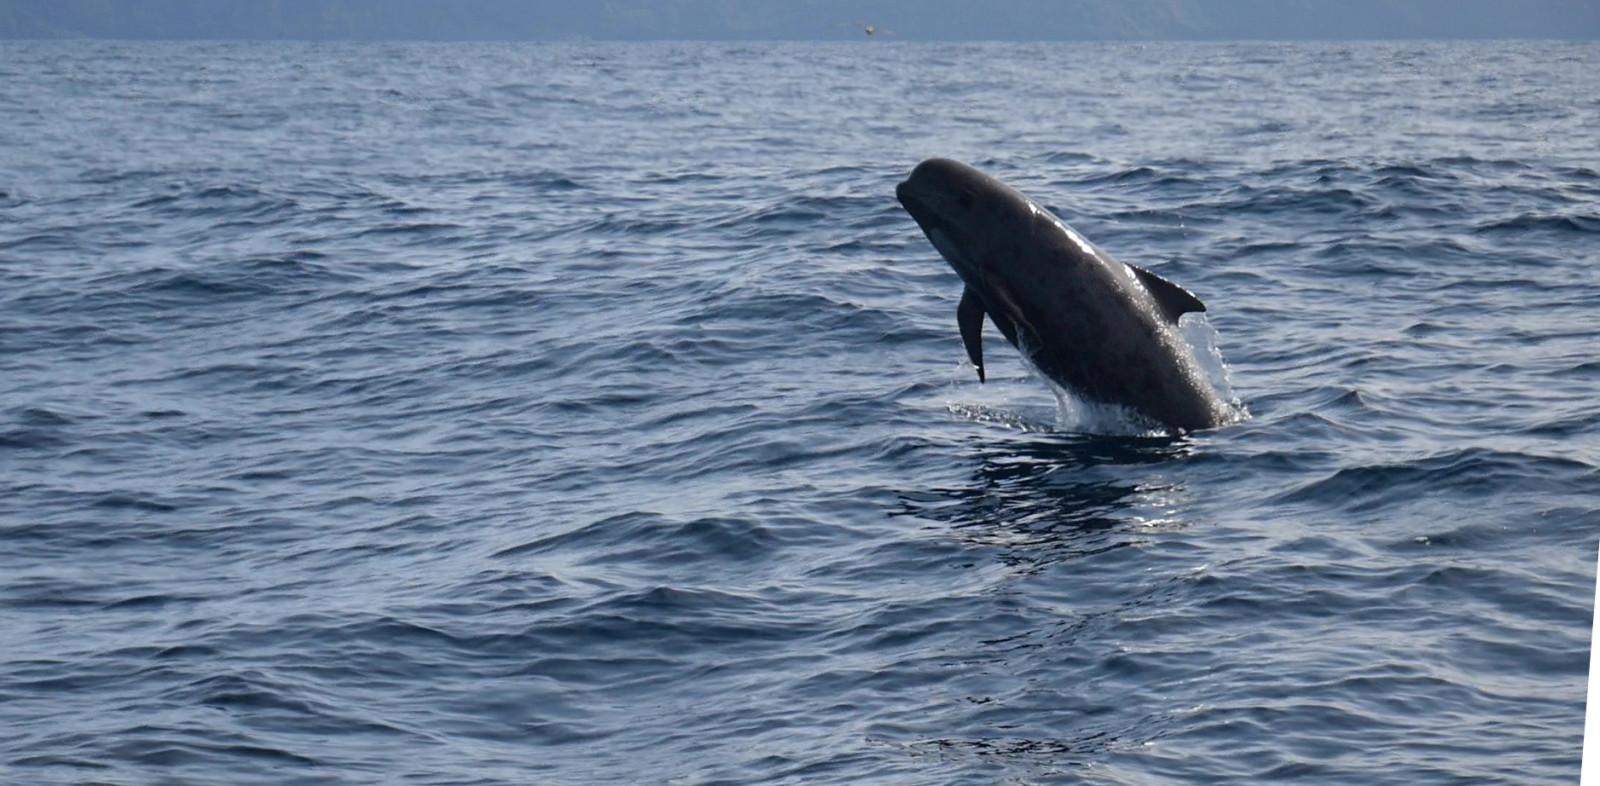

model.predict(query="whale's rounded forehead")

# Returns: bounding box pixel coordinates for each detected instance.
[902,158,1038,229]
[907,157,989,185]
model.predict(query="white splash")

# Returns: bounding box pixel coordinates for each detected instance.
[1045,378,1167,437]
[944,400,1051,433]
[1178,314,1250,421]
[1013,334,1167,437]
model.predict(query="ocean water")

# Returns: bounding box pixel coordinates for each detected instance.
[1,39,1596,785]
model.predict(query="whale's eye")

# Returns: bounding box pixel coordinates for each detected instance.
[957,192,974,211]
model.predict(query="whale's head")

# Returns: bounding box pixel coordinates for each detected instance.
[896,158,1034,286]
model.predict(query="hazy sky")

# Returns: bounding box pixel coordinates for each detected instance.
[3,0,1598,40]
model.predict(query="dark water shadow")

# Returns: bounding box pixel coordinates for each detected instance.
[896,431,1194,572]
[886,432,1203,767]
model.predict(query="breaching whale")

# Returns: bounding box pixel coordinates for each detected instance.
[896,158,1234,433]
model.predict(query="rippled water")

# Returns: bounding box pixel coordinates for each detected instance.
[2,40,1596,785]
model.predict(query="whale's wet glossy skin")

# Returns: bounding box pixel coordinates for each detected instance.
[897,158,1233,433]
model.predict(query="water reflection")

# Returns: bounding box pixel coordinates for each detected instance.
[898,431,1194,570]
[892,432,1203,766]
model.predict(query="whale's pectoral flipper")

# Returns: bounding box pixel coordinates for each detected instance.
[958,287,986,382]
[1129,264,1206,324]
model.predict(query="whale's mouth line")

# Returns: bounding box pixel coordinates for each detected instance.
[897,186,976,277]
[894,183,931,222]
[925,227,972,277]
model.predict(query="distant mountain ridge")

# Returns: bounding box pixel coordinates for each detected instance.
[3,0,1596,40]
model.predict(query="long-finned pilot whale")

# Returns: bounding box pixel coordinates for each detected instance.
[896,158,1234,433]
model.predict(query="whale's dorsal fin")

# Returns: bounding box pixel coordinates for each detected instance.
[958,287,986,382]
[1129,264,1206,324]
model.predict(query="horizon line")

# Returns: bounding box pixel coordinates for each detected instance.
[6,35,1596,43]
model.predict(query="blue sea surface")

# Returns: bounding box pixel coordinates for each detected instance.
[1,40,1596,785]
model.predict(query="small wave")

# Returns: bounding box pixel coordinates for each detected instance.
[1372,163,1447,180]
[1558,360,1600,378]
[494,511,778,565]
[1068,166,1201,193]
[1039,150,1101,165]
[637,170,725,185]
[88,264,307,305]
[0,233,77,252]
[500,170,587,190]
[349,221,465,240]
[1217,184,1380,216]
[1474,213,1600,234]
[575,213,689,237]
[101,593,206,611]
[1432,155,1531,172]
[1074,166,1158,185]
[1277,447,1596,510]
[0,428,69,450]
